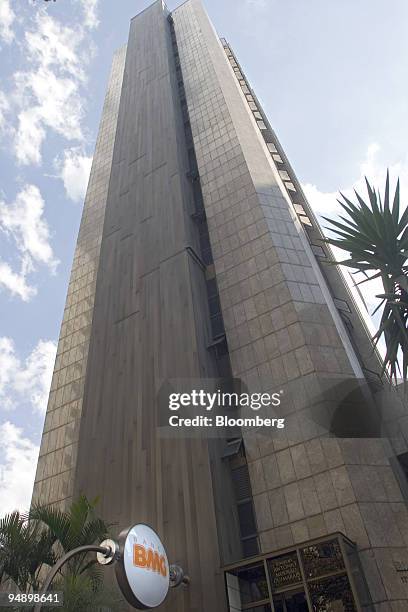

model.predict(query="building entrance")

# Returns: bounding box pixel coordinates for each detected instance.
[273,590,308,612]
[224,533,370,612]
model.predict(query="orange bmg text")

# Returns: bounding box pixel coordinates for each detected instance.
[133,544,168,577]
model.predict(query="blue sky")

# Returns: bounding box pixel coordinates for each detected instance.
[0,0,407,516]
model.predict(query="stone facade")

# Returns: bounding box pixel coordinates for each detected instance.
[31,1,408,610]
[31,47,127,508]
[172,1,408,610]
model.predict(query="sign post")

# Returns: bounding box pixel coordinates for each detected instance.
[114,524,171,609]
[33,524,189,611]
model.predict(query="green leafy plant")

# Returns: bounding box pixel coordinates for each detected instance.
[29,494,111,577]
[49,572,124,612]
[0,511,56,592]
[323,172,408,383]
[0,496,122,610]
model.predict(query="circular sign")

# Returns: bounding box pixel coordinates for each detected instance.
[115,524,170,609]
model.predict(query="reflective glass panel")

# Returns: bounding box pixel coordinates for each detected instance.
[274,591,309,612]
[301,539,345,579]
[268,552,302,590]
[308,573,357,612]
[226,564,269,605]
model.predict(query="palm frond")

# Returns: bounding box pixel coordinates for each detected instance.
[324,173,408,384]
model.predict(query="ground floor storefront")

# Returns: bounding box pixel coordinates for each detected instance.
[224,533,371,612]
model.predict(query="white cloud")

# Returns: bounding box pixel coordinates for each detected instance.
[57,147,92,202]
[13,108,45,166]
[0,0,15,45]
[0,335,56,514]
[0,337,56,414]
[14,68,84,165]
[12,340,56,414]
[12,12,96,165]
[0,259,36,302]
[78,0,99,30]
[0,421,39,516]
[0,91,10,134]
[303,142,408,221]
[25,13,86,80]
[0,338,18,408]
[245,0,267,7]
[0,184,59,273]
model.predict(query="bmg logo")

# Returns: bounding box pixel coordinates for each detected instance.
[133,544,168,577]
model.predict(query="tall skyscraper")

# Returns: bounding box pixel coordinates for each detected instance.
[32,1,408,610]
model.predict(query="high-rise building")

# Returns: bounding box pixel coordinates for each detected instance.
[32,1,408,610]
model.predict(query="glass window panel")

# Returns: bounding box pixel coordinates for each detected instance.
[202,247,213,266]
[343,540,372,608]
[206,278,218,298]
[243,537,259,558]
[268,552,303,590]
[227,564,269,605]
[257,121,267,130]
[266,142,277,153]
[209,294,221,316]
[238,501,257,538]
[311,244,326,258]
[279,170,291,181]
[232,465,252,500]
[273,591,308,612]
[308,573,357,612]
[301,539,345,579]
[211,313,224,337]
[299,215,312,226]
[333,298,352,313]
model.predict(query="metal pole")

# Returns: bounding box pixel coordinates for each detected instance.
[33,544,110,612]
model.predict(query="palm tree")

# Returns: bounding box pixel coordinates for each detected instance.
[29,494,111,578]
[323,172,408,383]
[0,511,56,592]
[0,495,123,611]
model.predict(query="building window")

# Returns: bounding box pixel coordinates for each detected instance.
[397,452,408,479]
[224,534,365,612]
[299,214,312,226]
[266,142,277,153]
[279,170,291,181]
[257,121,267,130]
[231,464,259,559]
[311,244,327,258]
[333,297,352,314]
[206,278,226,340]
